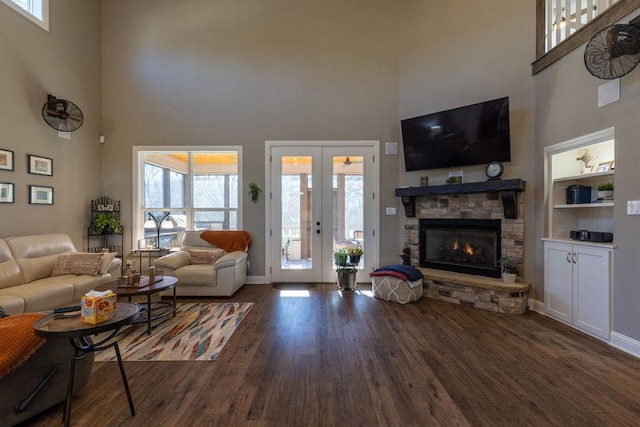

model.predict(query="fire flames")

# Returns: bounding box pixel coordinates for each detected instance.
[452,241,474,255]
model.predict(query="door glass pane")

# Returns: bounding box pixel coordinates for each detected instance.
[281,156,312,270]
[333,156,364,267]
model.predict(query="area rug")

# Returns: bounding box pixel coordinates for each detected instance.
[95,302,253,362]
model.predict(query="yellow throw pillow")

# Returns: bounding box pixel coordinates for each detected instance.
[51,253,103,276]
[190,249,225,265]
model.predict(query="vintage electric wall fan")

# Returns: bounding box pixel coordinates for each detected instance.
[584,24,640,79]
[41,94,84,132]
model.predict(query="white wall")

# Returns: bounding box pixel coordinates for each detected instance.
[0,0,102,248]
[534,9,640,341]
[397,0,538,295]
[100,0,401,275]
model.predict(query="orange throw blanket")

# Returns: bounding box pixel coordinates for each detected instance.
[200,231,252,253]
[0,312,46,379]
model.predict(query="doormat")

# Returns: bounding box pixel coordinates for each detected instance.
[94,302,253,362]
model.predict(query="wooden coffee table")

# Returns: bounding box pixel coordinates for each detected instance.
[94,276,178,335]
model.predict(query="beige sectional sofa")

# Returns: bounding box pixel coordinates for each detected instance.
[0,233,121,315]
[154,230,248,297]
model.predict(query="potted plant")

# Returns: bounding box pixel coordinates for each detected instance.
[347,244,363,265]
[597,182,614,200]
[248,182,262,203]
[498,257,518,283]
[336,264,357,290]
[334,247,356,290]
[333,247,349,267]
[89,212,123,235]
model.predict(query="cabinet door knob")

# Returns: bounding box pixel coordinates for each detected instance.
[567,252,571,263]
[572,253,577,264]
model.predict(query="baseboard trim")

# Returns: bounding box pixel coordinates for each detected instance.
[528,298,545,314]
[246,275,267,284]
[609,331,640,359]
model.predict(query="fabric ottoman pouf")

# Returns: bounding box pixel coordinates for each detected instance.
[372,276,423,304]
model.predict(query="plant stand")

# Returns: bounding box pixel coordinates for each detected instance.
[336,265,357,291]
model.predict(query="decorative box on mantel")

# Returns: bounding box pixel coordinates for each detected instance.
[395,178,526,219]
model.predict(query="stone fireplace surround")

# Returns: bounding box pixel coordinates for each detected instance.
[401,189,529,314]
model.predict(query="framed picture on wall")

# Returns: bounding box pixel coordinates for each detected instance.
[0,183,14,203]
[29,185,53,205]
[28,155,53,176]
[0,149,14,171]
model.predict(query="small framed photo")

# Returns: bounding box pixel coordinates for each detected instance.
[28,155,53,176]
[0,183,14,203]
[582,165,593,174]
[596,161,613,173]
[0,149,14,171]
[29,185,54,205]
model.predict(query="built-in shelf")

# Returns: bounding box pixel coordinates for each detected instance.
[554,202,614,209]
[395,178,526,218]
[553,170,614,183]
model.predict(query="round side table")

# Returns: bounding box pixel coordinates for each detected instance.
[33,302,140,427]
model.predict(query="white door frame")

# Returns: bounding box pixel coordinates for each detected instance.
[265,140,380,284]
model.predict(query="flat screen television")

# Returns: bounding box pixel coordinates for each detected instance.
[401,97,511,171]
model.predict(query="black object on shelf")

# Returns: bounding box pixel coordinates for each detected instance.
[565,185,592,204]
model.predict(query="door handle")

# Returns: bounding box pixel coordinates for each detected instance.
[567,252,571,263]
[572,253,576,264]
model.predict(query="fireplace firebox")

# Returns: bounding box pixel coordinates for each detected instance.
[420,218,501,278]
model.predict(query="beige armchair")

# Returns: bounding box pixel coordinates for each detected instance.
[154,230,248,297]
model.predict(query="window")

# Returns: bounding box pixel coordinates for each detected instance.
[135,148,241,248]
[1,0,49,31]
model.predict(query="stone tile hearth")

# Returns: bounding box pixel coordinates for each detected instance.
[403,191,527,314]
[421,268,530,314]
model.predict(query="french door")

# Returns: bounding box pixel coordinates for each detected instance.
[269,144,376,283]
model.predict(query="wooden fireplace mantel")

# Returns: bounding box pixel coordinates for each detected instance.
[395,178,526,219]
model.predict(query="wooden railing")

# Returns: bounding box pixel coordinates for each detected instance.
[533,0,639,74]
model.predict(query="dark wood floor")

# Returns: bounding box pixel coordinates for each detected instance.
[25,283,640,426]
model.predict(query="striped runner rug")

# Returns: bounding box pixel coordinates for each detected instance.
[95,302,253,362]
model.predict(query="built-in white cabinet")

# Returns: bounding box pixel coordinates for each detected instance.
[544,240,612,340]
[543,128,615,341]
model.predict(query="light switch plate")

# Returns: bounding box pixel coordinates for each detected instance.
[627,200,640,215]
